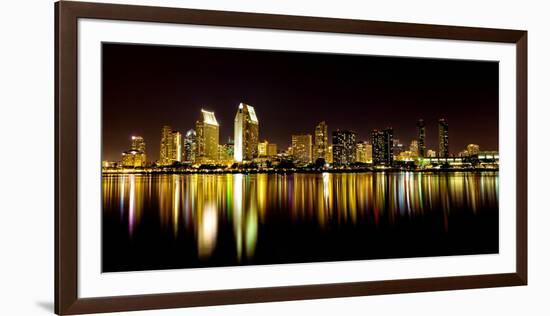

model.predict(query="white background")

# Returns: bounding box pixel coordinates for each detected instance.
[0,0,547,315]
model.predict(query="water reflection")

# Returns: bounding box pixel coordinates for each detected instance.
[102,172,499,271]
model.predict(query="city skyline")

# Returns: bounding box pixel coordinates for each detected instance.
[109,109,497,169]
[102,43,498,162]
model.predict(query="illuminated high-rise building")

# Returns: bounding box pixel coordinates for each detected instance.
[258,140,269,157]
[355,141,370,163]
[332,130,356,166]
[417,119,426,157]
[314,121,329,162]
[159,125,174,166]
[196,109,220,161]
[267,143,278,157]
[234,103,259,162]
[122,135,146,167]
[438,118,449,157]
[292,134,312,164]
[365,143,372,162]
[183,129,197,163]
[327,145,333,163]
[159,126,182,166]
[131,136,146,153]
[171,131,182,162]
[467,144,480,156]
[371,128,393,166]
[121,150,145,167]
[410,140,419,157]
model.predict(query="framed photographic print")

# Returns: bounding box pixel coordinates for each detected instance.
[55,1,527,314]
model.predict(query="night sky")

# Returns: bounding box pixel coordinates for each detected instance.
[102,43,498,162]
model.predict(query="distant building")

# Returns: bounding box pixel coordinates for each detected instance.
[314,121,329,162]
[258,140,269,157]
[467,144,480,156]
[234,103,259,162]
[371,128,393,166]
[417,119,426,157]
[327,145,333,163]
[458,150,469,157]
[355,141,370,163]
[397,150,415,161]
[438,118,449,157]
[196,109,220,162]
[218,143,234,163]
[225,138,235,158]
[159,126,182,166]
[183,129,197,163]
[122,135,146,167]
[332,130,356,166]
[292,134,313,163]
[283,146,293,157]
[159,126,173,166]
[131,136,146,153]
[172,131,182,162]
[102,161,117,168]
[427,149,436,157]
[393,138,405,156]
[292,134,313,164]
[267,143,278,157]
[365,143,372,161]
[410,140,419,157]
[122,150,146,167]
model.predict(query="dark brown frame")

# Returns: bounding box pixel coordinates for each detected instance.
[55,1,528,314]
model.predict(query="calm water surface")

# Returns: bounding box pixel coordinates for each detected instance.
[102,172,499,272]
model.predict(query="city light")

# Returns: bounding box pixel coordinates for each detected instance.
[102,110,499,173]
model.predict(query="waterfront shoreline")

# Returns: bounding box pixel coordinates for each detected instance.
[102,168,499,175]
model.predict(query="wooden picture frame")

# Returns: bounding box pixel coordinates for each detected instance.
[55,1,527,314]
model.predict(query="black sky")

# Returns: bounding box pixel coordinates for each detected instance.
[102,43,499,162]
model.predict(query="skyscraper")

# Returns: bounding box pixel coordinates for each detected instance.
[438,118,449,157]
[131,136,146,153]
[234,103,259,162]
[410,139,419,157]
[291,134,313,164]
[314,121,329,162]
[356,141,370,163]
[258,140,269,157]
[196,109,220,162]
[159,126,182,166]
[417,119,426,157]
[159,125,174,166]
[365,143,372,162]
[332,130,356,166]
[171,131,182,163]
[371,128,393,166]
[183,129,197,163]
[122,135,146,167]
[267,143,278,157]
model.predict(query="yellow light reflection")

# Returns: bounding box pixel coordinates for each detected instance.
[197,202,218,259]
